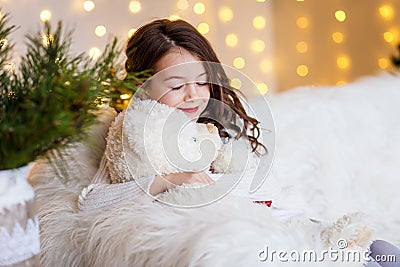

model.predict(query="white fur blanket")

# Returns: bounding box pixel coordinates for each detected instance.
[30,72,400,266]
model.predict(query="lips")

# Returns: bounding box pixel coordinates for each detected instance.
[178,106,199,113]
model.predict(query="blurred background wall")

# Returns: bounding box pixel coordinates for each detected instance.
[1,0,399,96]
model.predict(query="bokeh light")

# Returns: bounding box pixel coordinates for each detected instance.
[225,33,238,47]
[219,7,233,22]
[253,16,266,29]
[128,28,137,38]
[337,56,350,69]
[332,32,344,43]
[383,31,394,43]
[335,10,346,22]
[89,47,102,60]
[197,22,209,34]
[193,2,206,15]
[259,59,272,73]
[83,1,95,12]
[230,78,242,89]
[40,10,52,22]
[251,39,265,53]
[379,5,394,20]
[296,17,309,29]
[95,26,107,37]
[257,82,269,95]
[129,1,142,14]
[177,0,189,10]
[378,58,390,69]
[296,41,308,53]
[296,65,309,76]
[233,57,245,69]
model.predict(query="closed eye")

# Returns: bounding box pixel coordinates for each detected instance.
[171,84,184,90]
[196,82,208,86]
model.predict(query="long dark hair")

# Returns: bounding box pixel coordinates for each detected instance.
[125,19,266,155]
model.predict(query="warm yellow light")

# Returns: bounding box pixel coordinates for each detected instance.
[177,0,189,10]
[225,33,238,47]
[378,58,390,69]
[337,56,350,69]
[42,34,54,47]
[89,47,102,60]
[296,65,308,76]
[296,17,309,29]
[197,22,209,34]
[379,5,394,20]
[332,32,344,43]
[253,16,266,29]
[120,94,131,100]
[230,78,242,89]
[257,83,269,95]
[169,14,181,21]
[233,57,245,69]
[40,10,52,22]
[219,7,233,22]
[0,38,8,50]
[256,0,266,2]
[260,59,272,73]
[383,31,394,43]
[193,2,206,15]
[95,26,107,37]
[251,40,265,53]
[83,1,95,12]
[129,1,142,14]
[128,28,137,38]
[3,62,16,73]
[297,0,305,1]
[335,10,346,22]
[336,80,347,86]
[296,41,308,53]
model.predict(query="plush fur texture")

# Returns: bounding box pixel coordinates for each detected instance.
[31,72,400,266]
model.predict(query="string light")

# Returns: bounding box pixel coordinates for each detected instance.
[169,14,181,21]
[40,10,52,22]
[128,28,137,38]
[219,7,233,22]
[129,1,141,14]
[89,47,102,60]
[259,59,272,73]
[193,2,206,15]
[378,58,390,69]
[225,33,238,47]
[83,1,95,12]
[251,40,265,53]
[296,17,309,29]
[42,34,54,47]
[177,0,189,10]
[257,82,269,95]
[197,22,209,34]
[332,32,344,43]
[337,56,350,69]
[379,5,394,20]
[230,78,242,89]
[296,41,308,53]
[233,57,245,69]
[383,31,394,43]
[253,16,266,29]
[335,10,346,22]
[296,65,309,76]
[95,26,107,37]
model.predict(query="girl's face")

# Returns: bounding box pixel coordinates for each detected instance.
[148,48,210,121]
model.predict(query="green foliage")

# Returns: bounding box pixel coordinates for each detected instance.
[0,12,143,170]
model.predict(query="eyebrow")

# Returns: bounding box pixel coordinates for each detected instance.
[163,72,207,82]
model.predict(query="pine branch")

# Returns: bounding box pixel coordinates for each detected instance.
[0,11,145,170]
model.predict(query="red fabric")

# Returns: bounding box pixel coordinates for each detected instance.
[253,200,272,207]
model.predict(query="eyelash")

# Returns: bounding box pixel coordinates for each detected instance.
[171,82,208,90]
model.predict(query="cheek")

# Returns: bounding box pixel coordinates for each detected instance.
[158,92,182,107]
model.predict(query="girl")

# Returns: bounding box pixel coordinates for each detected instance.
[78,19,399,267]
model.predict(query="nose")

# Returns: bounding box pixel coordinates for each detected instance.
[183,82,199,102]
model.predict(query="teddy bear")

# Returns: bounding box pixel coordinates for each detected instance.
[104,98,254,184]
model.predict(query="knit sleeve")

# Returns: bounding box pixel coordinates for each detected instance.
[78,154,156,212]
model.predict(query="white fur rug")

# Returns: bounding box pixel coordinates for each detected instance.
[31,72,400,266]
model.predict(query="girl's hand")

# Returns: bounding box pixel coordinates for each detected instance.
[149,172,214,196]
